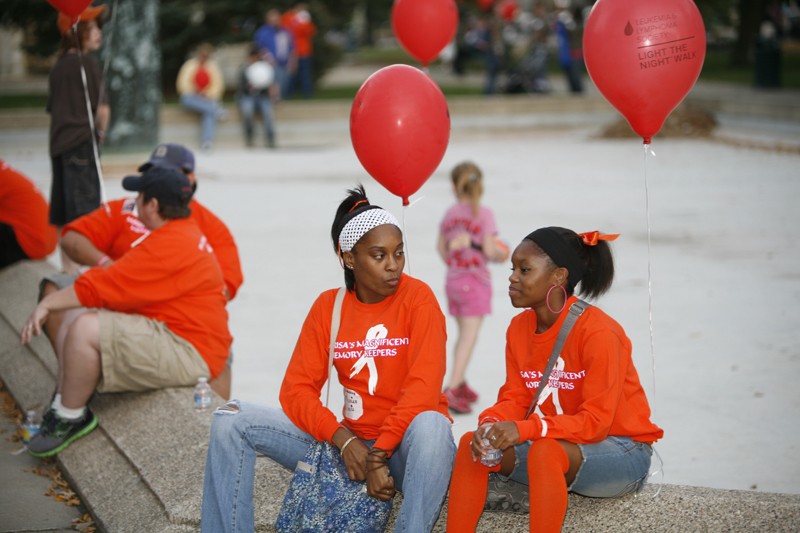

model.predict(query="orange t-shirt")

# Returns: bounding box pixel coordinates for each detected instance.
[63,197,243,299]
[480,296,663,445]
[0,160,57,259]
[282,11,317,57]
[73,218,232,377]
[280,274,451,452]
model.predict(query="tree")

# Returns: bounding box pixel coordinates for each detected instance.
[1,0,362,93]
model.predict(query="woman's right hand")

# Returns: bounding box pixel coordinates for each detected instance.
[341,438,369,482]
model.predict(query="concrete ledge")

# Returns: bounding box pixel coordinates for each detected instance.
[2,260,799,532]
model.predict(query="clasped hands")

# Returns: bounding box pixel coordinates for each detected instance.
[335,430,395,501]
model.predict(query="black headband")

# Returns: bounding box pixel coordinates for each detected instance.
[524,227,584,290]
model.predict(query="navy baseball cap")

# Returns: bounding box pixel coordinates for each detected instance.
[122,166,193,208]
[138,143,195,174]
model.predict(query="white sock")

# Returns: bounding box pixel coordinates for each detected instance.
[51,393,62,410]
[55,404,86,420]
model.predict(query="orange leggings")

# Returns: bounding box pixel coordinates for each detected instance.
[446,432,570,532]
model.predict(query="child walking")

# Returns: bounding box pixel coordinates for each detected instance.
[437,162,508,414]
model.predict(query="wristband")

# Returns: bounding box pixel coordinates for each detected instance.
[96,255,112,267]
[339,435,358,455]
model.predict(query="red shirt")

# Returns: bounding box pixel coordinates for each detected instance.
[0,160,57,259]
[480,296,663,445]
[74,218,231,377]
[280,274,451,452]
[282,11,317,58]
[194,65,211,92]
[63,197,243,299]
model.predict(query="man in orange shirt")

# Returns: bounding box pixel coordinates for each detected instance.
[0,160,57,268]
[42,143,242,398]
[21,165,232,458]
[282,3,317,98]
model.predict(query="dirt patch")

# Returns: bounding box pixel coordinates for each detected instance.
[597,103,718,139]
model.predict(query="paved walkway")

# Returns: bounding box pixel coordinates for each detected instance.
[0,391,85,532]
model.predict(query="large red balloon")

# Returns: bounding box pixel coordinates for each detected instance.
[392,0,459,66]
[583,0,706,143]
[350,65,450,206]
[47,0,93,18]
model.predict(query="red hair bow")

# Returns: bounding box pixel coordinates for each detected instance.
[578,231,620,246]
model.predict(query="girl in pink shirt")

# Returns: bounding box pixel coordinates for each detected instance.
[437,161,508,414]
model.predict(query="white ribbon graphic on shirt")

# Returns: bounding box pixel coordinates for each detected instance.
[350,324,385,395]
[536,357,565,415]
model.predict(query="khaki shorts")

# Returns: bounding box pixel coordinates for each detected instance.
[97,310,209,393]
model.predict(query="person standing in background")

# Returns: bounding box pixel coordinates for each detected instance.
[49,3,109,274]
[282,3,317,98]
[253,9,295,100]
[176,43,227,152]
[238,44,278,148]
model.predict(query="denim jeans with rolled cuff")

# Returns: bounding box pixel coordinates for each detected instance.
[201,401,456,533]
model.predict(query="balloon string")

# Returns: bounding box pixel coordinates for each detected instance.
[401,204,411,275]
[643,143,657,418]
[401,195,425,276]
[72,24,109,215]
[98,0,119,112]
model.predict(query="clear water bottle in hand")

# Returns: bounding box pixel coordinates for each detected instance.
[480,424,502,467]
[194,377,212,411]
[21,410,40,444]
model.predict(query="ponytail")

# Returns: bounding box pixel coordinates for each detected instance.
[450,161,483,217]
[330,185,370,291]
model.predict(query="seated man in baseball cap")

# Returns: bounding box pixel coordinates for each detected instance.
[41,143,241,398]
[21,165,232,458]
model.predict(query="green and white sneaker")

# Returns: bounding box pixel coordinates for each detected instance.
[27,407,98,458]
[484,473,530,514]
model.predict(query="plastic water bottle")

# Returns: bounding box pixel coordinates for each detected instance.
[480,425,502,467]
[21,410,40,444]
[194,377,212,411]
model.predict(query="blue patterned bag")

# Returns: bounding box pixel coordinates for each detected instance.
[275,441,393,533]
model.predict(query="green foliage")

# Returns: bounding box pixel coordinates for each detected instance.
[158,0,359,95]
[0,0,65,62]
[0,0,358,93]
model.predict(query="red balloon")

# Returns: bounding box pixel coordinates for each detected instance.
[498,0,518,22]
[47,0,93,18]
[350,65,450,206]
[477,0,495,12]
[583,0,706,143]
[392,0,459,66]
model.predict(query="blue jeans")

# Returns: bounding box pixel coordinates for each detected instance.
[506,436,653,497]
[292,56,313,98]
[180,94,223,147]
[238,94,275,147]
[201,401,456,533]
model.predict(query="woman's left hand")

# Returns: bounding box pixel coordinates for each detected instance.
[483,421,520,451]
[365,449,396,501]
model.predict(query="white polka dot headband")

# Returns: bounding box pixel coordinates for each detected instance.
[338,208,401,252]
